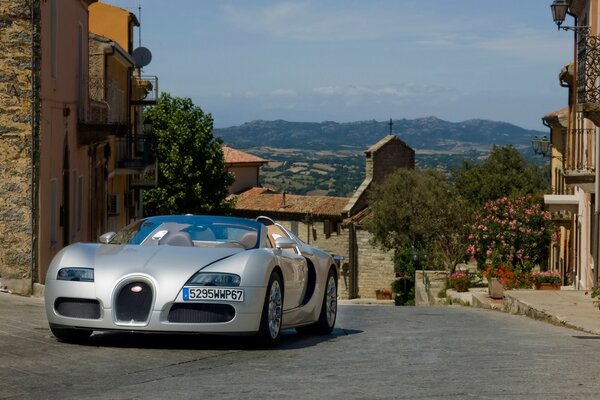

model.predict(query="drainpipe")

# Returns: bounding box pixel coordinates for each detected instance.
[594,127,599,288]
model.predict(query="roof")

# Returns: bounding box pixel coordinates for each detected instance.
[223,146,268,165]
[230,187,350,219]
[366,135,411,154]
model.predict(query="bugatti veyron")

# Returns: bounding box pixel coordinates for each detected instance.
[44,215,338,344]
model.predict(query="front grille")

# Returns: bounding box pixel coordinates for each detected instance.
[55,298,101,319]
[168,303,235,323]
[115,282,153,323]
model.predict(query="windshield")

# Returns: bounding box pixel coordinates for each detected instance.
[108,215,262,249]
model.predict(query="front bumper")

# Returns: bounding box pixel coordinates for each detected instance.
[45,282,265,334]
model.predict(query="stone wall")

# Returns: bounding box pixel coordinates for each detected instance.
[354,228,395,299]
[0,1,39,294]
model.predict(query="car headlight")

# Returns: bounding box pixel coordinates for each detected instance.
[57,267,94,282]
[186,272,241,287]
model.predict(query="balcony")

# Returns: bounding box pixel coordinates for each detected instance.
[131,75,158,105]
[113,135,157,187]
[577,33,600,125]
[78,75,128,146]
[563,128,595,191]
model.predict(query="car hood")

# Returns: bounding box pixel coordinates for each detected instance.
[92,243,243,279]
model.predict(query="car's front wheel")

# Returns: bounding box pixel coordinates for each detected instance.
[50,325,92,343]
[256,271,283,345]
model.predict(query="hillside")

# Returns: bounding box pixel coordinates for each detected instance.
[214,117,547,197]
[214,117,545,153]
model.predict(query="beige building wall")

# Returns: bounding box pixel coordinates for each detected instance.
[38,0,94,284]
[228,166,260,195]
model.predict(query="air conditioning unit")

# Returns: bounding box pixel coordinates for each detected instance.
[108,194,120,215]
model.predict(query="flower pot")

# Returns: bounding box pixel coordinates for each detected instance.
[535,283,560,290]
[375,290,392,300]
[488,277,504,299]
[452,282,470,292]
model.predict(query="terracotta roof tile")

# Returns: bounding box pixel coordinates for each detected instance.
[223,146,268,165]
[231,187,349,218]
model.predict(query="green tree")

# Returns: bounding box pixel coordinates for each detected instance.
[453,146,548,206]
[365,169,471,271]
[143,93,234,216]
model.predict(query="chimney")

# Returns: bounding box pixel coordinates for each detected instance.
[282,191,286,208]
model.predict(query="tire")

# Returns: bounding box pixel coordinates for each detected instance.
[256,271,283,345]
[50,325,93,343]
[297,268,337,335]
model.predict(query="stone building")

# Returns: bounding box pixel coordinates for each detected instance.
[0,0,42,294]
[231,134,415,299]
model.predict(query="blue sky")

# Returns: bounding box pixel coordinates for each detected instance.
[105,0,572,130]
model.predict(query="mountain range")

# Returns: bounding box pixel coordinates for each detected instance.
[214,117,546,154]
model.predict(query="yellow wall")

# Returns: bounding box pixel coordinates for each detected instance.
[89,2,136,53]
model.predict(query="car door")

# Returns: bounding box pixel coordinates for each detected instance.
[267,223,308,310]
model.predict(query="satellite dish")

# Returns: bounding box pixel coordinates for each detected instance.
[132,47,152,67]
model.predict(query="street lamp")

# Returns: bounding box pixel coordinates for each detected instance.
[532,135,552,157]
[550,0,589,31]
[412,249,429,284]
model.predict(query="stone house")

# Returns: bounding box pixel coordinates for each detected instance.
[231,135,415,299]
[0,0,157,294]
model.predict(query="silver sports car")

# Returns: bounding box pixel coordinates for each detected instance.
[44,215,338,344]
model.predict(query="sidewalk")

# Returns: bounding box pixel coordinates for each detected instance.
[454,288,600,335]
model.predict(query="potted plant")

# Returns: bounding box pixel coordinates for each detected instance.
[448,271,470,292]
[375,288,392,300]
[531,271,561,290]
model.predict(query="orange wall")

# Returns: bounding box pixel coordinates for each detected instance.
[89,2,135,53]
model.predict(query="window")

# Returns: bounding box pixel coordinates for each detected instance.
[50,179,57,245]
[290,220,299,235]
[77,176,83,232]
[71,171,77,238]
[50,0,57,79]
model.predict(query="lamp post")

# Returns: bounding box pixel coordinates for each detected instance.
[532,135,552,157]
[412,248,429,284]
[550,0,589,31]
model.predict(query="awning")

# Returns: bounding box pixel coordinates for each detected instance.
[544,194,579,213]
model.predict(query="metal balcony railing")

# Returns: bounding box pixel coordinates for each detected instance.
[115,135,156,170]
[564,128,595,173]
[80,75,127,125]
[577,32,600,104]
[131,75,158,105]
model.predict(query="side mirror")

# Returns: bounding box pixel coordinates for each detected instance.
[99,232,116,244]
[275,237,297,249]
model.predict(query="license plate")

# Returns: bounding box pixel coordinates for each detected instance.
[183,287,244,302]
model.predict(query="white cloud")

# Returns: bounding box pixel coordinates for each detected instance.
[271,89,297,97]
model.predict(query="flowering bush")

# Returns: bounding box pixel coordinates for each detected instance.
[531,271,561,285]
[482,263,532,290]
[449,271,471,292]
[467,195,554,268]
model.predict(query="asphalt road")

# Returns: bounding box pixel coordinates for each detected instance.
[2,294,600,399]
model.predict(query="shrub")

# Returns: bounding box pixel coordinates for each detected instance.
[531,271,561,285]
[483,263,532,289]
[449,271,471,292]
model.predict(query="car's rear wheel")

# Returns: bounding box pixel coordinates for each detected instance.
[256,271,283,345]
[297,268,337,335]
[50,325,92,343]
